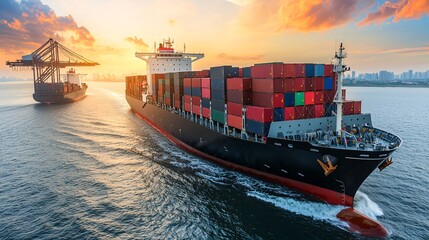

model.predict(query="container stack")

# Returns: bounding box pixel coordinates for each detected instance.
[210,66,239,124]
[151,74,164,102]
[201,77,211,118]
[125,61,362,138]
[173,72,184,109]
[226,77,252,129]
[191,78,202,115]
[165,76,174,107]
[183,77,192,112]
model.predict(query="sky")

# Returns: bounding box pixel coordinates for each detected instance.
[0,0,428,79]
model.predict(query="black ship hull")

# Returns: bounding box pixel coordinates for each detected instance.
[33,88,87,104]
[126,95,394,206]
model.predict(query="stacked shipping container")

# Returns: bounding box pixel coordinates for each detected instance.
[126,63,362,138]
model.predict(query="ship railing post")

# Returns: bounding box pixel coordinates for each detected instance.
[209,100,214,130]
[241,106,248,139]
[200,98,203,125]
[224,103,229,135]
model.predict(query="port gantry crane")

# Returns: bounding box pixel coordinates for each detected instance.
[6,38,99,86]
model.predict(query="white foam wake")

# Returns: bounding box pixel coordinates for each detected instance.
[353,191,384,220]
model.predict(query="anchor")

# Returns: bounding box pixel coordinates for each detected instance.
[317,156,337,176]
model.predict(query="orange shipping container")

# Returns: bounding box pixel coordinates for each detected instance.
[228,114,243,129]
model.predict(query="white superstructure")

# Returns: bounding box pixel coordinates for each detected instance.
[65,68,81,84]
[135,38,204,102]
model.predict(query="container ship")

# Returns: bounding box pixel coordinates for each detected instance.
[125,39,402,237]
[6,38,98,104]
[33,68,88,104]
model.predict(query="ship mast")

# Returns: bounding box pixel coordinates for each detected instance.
[334,43,349,135]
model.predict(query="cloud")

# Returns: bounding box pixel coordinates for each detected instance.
[359,0,429,26]
[124,36,149,49]
[0,0,95,54]
[217,53,265,61]
[239,0,373,32]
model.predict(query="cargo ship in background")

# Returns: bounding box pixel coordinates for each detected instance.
[32,68,88,104]
[125,39,402,237]
[6,38,98,104]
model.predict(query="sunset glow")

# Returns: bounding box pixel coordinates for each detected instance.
[1,0,428,79]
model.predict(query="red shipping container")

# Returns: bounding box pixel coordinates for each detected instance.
[324,90,335,103]
[353,101,361,114]
[202,107,211,118]
[227,77,252,91]
[252,92,274,108]
[201,78,210,89]
[305,78,314,91]
[238,68,243,78]
[158,85,165,92]
[192,96,201,106]
[195,70,210,78]
[314,104,324,118]
[174,94,181,101]
[184,103,191,112]
[295,64,305,77]
[191,78,201,88]
[294,106,305,119]
[252,79,283,93]
[284,107,295,120]
[273,93,284,108]
[314,91,324,104]
[184,78,192,87]
[202,88,211,99]
[227,102,243,116]
[251,63,284,78]
[192,105,201,115]
[324,64,334,77]
[228,114,243,129]
[174,100,181,109]
[227,91,252,105]
[343,101,354,115]
[165,98,171,106]
[342,89,346,100]
[245,106,273,122]
[294,78,305,92]
[303,105,315,119]
[284,78,295,92]
[314,77,324,91]
[184,95,191,104]
[283,64,296,78]
[304,92,315,105]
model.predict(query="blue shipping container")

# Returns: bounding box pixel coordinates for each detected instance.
[315,64,325,77]
[184,87,192,95]
[191,87,201,97]
[243,67,251,78]
[284,92,295,107]
[305,64,315,77]
[211,99,225,111]
[324,77,333,90]
[211,77,226,90]
[245,119,271,136]
[210,66,239,79]
[274,108,284,122]
[211,89,225,101]
[202,98,210,108]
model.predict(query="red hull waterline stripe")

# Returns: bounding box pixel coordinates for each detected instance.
[133,110,354,206]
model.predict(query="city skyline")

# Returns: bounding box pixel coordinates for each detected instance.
[1,0,429,79]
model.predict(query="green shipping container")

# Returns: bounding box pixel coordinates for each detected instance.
[295,92,304,106]
[211,109,225,124]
